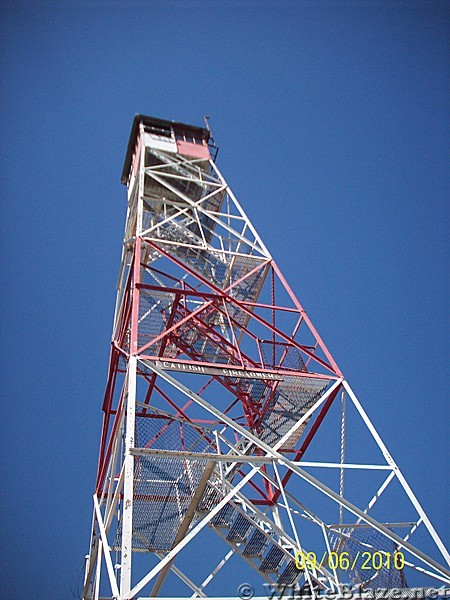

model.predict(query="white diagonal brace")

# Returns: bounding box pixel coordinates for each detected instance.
[93,494,120,599]
[209,160,272,258]
[140,361,450,584]
[124,463,263,598]
[191,548,234,597]
[155,553,207,597]
[146,171,268,257]
[343,379,450,567]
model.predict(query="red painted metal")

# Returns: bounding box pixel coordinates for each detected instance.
[137,248,337,376]
[176,139,210,159]
[271,260,343,377]
[130,237,141,354]
[90,119,349,593]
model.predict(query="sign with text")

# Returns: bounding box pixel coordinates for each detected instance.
[155,360,283,381]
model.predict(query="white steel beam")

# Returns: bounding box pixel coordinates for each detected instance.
[191,548,234,597]
[343,379,450,567]
[154,553,207,597]
[129,448,277,463]
[140,361,450,584]
[339,388,346,524]
[295,461,392,470]
[209,160,272,258]
[144,171,268,256]
[120,357,137,596]
[93,494,120,599]
[125,463,264,598]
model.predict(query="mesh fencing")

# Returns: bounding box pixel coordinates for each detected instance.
[137,288,175,354]
[169,303,237,365]
[331,526,407,589]
[127,455,209,551]
[114,413,216,552]
[260,340,307,372]
[135,412,215,453]
[236,377,272,405]
[258,376,328,448]
[143,149,207,214]
[140,263,182,289]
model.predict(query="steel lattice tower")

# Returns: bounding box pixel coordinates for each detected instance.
[83,115,449,599]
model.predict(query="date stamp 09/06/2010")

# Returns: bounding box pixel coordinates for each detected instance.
[235,550,450,600]
[294,550,406,572]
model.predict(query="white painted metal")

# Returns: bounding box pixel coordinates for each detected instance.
[139,361,450,584]
[343,380,450,567]
[93,494,120,598]
[293,461,392,470]
[190,548,234,598]
[154,553,207,598]
[143,130,178,154]
[125,465,265,598]
[84,119,449,598]
[209,160,272,259]
[339,388,346,525]
[120,359,137,596]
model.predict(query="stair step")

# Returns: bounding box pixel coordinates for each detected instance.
[277,559,301,586]
[242,529,270,558]
[197,485,220,513]
[226,513,254,543]
[259,544,285,573]
[211,503,237,528]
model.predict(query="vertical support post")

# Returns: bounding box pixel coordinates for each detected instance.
[83,509,97,600]
[120,357,137,596]
[94,540,102,600]
[83,554,92,600]
[343,380,450,567]
[120,185,142,594]
[339,388,346,524]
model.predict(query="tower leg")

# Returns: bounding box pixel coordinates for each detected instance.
[120,355,137,596]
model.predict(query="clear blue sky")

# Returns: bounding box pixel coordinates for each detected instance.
[1,1,448,598]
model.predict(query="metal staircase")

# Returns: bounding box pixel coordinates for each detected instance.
[197,480,303,589]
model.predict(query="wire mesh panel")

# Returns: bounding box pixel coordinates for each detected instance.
[175,317,235,364]
[211,504,237,528]
[258,375,328,448]
[237,377,272,405]
[137,289,175,354]
[135,412,215,453]
[278,559,302,586]
[226,513,254,543]
[131,455,209,551]
[260,340,307,372]
[243,529,271,557]
[228,255,268,302]
[331,527,407,590]
[140,264,183,289]
[196,484,221,513]
[143,148,209,209]
[114,414,216,552]
[259,544,286,572]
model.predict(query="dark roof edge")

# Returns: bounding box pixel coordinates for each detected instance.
[121,114,211,185]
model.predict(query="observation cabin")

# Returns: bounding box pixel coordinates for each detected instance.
[121,114,213,188]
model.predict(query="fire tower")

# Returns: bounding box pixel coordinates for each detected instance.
[83,115,449,599]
